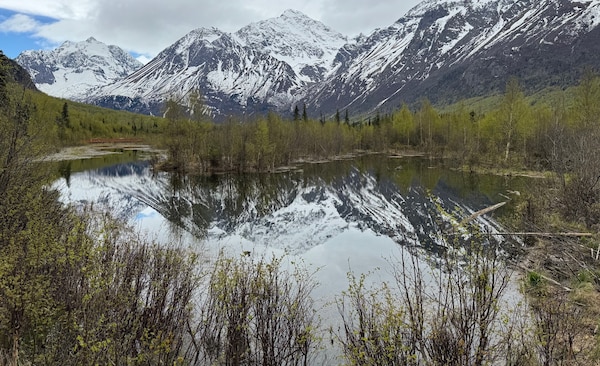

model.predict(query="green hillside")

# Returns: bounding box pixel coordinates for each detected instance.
[2,50,166,147]
[25,88,167,146]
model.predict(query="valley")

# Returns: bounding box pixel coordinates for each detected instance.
[1,0,600,364]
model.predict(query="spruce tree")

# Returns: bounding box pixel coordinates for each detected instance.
[302,104,308,122]
[61,102,70,128]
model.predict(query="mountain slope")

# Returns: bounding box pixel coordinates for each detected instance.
[0,51,37,91]
[89,27,304,116]
[234,9,348,83]
[88,11,346,117]
[16,38,142,100]
[306,0,600,114]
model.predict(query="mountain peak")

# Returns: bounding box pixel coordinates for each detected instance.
[86,36,98,43]
[235,9,347,82]
[281,9,310,19]
[189,27,225,40]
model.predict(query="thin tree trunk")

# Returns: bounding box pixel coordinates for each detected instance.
[11,329,19,366]
[505,127,512,163]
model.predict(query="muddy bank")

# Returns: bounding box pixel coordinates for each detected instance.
[42,143,164,162]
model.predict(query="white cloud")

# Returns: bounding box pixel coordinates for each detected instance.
[321,0,413,36]
[0,0,95,20]
[0,14,42,33]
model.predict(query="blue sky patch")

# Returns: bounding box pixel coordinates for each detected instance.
[0,8,58,58]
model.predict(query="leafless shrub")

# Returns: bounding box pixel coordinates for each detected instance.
[336,232,532,366]
[190,252,320,366]
[37,211,201,366]
[531,292,585,366]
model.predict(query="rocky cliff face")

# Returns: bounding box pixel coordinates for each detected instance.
[1,52,37,90]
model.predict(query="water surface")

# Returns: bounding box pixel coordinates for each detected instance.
[54,153,529,362]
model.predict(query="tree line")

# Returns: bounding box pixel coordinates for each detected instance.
[160,72,600,230]
[162,73,598,171]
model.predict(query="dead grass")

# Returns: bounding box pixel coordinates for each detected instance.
[41,143,163,162]
[520,236,600,363]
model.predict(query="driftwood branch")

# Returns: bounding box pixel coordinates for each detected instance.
[460,201,507,226]
[457,202,593,238]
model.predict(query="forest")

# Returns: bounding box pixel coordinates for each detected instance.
[1,51,600,365]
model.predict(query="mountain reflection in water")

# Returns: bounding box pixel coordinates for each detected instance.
[53,154,530,364]
[55,155,527,256]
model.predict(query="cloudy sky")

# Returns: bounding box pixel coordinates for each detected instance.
[0,0,421,63]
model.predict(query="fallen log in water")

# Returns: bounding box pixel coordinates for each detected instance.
[460,201,507,225]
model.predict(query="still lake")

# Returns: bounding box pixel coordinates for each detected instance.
[53,150,527,250]
[52,149,529,361]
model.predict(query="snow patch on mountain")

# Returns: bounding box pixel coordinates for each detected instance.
[88,13,339,116]
[575,0,600,30]
[307,0,600,114]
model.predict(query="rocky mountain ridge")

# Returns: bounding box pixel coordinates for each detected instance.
[87,10,349,117]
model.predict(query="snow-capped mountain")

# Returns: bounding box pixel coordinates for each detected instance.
[19,1,600,118]
[89,27,304,116]
[306,0,600,114]
[234,9,348,83]
[16,37,142,100]
[88,10,346,117]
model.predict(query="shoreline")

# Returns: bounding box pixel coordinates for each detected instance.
[41,143,165,162]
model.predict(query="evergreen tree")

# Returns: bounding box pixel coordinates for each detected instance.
[335,109,340,124]
[302,103,308,122]
[374,111,381,126]
[61,102,70,128]
[293,105,300,121]
[345,109,350,125]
